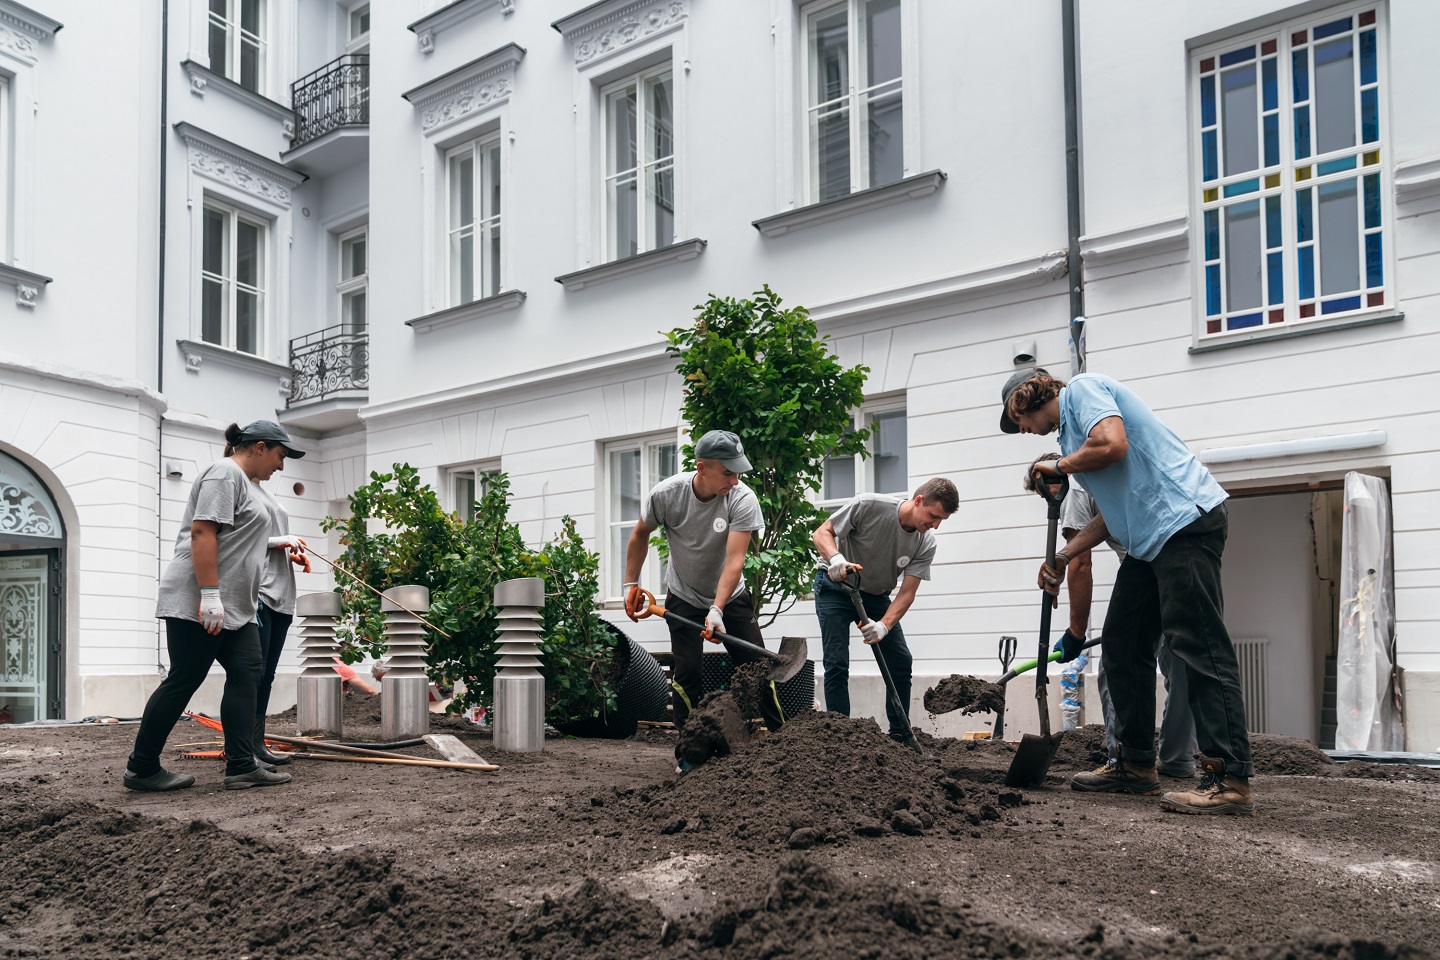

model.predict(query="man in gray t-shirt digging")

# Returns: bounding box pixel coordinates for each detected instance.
[811,478,958,741]
[624,430,784,763]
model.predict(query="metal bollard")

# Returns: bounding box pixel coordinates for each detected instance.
[294,592,344,737]
[493,577,545,753]
[381,585,432,741]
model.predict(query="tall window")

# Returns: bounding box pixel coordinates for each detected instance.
[208,0,266,93]
[450,463,500,523]
[1196,6,1387,338]
[0,75,9,264]
[347,2,370,53]
[338,227,367,330]
[601,66,674,262]
[803,0,903,203]
[605,435,677,599]
[447,135,502,304]
[821,400,908,507]
[201,200,266,355]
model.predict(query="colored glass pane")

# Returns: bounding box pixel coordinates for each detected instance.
[1264,114,1279,167]
[1265,173,1281,188]
[1363,150,1380,166]
[1292,30,1307,45]
[1296,165,1312,181]
[1299,246,1315,299]
[1265,196,1282,248]
[1205,264,1221,316]
[1207,319,1222,334]
[1269,308,1285,324]
[1294,106,1311,160]
[1363,174,1380,229]
[1321,295,1361,314]
[1314,38,1356,154]
[1359,10,1376,27]
[1318,179,1360,295]
[1367,291,1384,307]
[1200,75,1216,127]
[1228,313,1263,329]
[1220,46,1255,67]
[1292,50,1309,101]
[1267,251,1284,304]
[1204,187,1219,203]
[1361,88,1379,143]
[1200,57,1215,74]
[1225,201,1262,312]
[1359,29,1376,85]
[1313,17,1352,40]
[1262,39,1277,56]
[1262,57,1278,110]
[1297,188,1313,240]
[1202,131,1218,182]
[1221,64,1259,175]
[1205,209,1220,260]
[1224,178,1260,197]
[1299,302,1316,318]
[1317,156,1357,175]
[1365,233,1383,287]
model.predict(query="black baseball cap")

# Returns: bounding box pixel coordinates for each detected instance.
[239,420,306,458]
[999,368,1049,435]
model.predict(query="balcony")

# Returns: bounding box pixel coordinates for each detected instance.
[281,325,368,433]
[282,54,369,178]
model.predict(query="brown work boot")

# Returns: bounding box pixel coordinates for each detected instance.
[1160,756,1253,816]
[1070,756,1160,795]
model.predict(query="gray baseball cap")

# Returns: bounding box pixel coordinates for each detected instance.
[999,368,1047,435]
[694,429,752,473]
[239,419,306,458]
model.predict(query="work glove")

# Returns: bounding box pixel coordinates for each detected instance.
[623,583,643,623]
[1054,628,1085,663]
[1023,453,1062,493]
[198,587,225,635]
[826,553,851,582]
[860,620,889,645]
[268,535,306,552]
[1038,552,1071,607]
[702,604,726,641]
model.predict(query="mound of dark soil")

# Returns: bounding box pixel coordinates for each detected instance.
[1251,733,1337,775]
[1339,761,1440,781]
[923,675,1005,715]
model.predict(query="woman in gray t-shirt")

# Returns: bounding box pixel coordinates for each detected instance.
[124,420,305,792]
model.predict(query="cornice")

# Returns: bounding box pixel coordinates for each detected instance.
[408,0,515,55]
[0,349,165,411]
[175,121,307,208]
[552,0,688,66]
[1079,216,1190,267]
[402,43,524,134]
[1395,155,1440,201]
[180,60,296,137]
[407,290,527,333]
[0,261,50,308]
[0,1,61,41]
[753,170,946,238]
[177,339,293,396]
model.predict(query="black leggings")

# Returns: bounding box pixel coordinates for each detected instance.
[256,602,294,731]
[128,618,262,777]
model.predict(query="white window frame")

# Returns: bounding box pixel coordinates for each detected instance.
[337,225,367,329]
[448,461,501,523]
[602,432,679,602]
[819,397,909,511]
[200,197,269,356]
[346,1,370,53]
[0,74,10,264]
[208,0,268,94]
[598,63,676,263]
[1190,3,1394,345]
[444,134,504,306]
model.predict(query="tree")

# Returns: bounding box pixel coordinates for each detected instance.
[664,285,870,626]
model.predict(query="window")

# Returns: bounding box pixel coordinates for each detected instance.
[208,0,266,93]
[821,400,908,507]
[1195,6,1388,339]
[0,74,9,264]
[446,135,502,304]
[802,0,903,203]
[201,200,267,355]
[347,2,370,52]
[450,463,500,523]
[605,435,677,599]
[338,227,367,330]
[601,65,674,262]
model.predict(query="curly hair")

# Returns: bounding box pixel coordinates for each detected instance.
[1004,369,1066,427]
[1022,453,1061,492]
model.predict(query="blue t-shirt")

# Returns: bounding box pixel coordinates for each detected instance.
[1058,374,1226,562]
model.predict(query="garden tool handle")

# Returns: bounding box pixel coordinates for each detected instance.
[1030,467,1071,510]
[636,589,781,662]
[840,567,870,626]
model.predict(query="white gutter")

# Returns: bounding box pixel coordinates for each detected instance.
[1197,430,1387,465]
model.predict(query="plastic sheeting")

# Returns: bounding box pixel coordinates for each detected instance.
[1334,472,1402,751]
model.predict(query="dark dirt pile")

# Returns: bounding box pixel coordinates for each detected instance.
[1249,733,1337,775]
[673,661,773,767]
[922,674,1005,715]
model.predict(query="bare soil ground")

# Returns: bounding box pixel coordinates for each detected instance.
[2,694,1438,959]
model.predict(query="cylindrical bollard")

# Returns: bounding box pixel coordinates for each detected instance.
[493,577,545,753]
[381,585,432,741]
[295,592,344,737]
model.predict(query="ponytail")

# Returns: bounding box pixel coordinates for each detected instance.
[222,423,245,457]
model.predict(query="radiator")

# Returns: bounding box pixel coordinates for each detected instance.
[1232,637,1269,734]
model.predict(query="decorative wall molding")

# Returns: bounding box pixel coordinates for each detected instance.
[408,0,515,55]
[177,339,293,395]
[402,43,524,135]
[174,122,307,209]
[552,0,688,66]
[555,238,706,291]
[1395,155,1440,201]
[179,60,296,127]
[753,170,946,238]
[407,290,527,334]
[1079,216,1190,267]
[0,262,49,307]
[0,2,61,65]
[0,349,166,410]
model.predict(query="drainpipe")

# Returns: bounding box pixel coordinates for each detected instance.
[155,0,170,673]
[1062,0,1086,376]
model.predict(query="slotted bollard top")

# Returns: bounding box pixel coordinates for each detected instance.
[494,577,544,608]
[381,585,431,613]
[296,592,343,618]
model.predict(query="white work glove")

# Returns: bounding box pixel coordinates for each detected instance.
[703,604,726,641]
[198,587,225,635]
[860,620,890,645]
[268,535,306,552]
[826,553,851,581]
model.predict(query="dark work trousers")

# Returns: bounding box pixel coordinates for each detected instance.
[1101,503,1253,778]
[128,618,262,777]
[813,569,914,739]
[255,602,294,738]
[666,590,785,745]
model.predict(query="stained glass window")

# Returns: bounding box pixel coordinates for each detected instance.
[0,453,62,541]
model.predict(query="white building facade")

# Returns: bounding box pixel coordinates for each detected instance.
[3,0,1437,752]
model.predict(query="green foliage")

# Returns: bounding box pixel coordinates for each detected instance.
[319,466,617,727]
[664,285,871,626]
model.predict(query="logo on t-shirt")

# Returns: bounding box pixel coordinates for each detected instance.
[897,555,911,568]
[713,517,728,533]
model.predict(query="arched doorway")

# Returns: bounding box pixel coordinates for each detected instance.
[0,452,64,723]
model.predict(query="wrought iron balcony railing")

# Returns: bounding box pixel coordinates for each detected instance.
[288,324,368,405]
[291,53,369,147]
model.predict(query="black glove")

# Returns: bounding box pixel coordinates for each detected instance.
[1057,628,1085,663]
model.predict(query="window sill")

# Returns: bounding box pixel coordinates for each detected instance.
[555,238,707,291]
[181,60,294,134]
[1189,311,1403,354]
[753,170,947,238]
[177,339,293,394]
[407,290,527,333]
[0,262,52,308]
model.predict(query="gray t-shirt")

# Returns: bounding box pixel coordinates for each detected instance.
[642,472,763,608]
[823,493,937,595]
[155,458,273,630]
[1059,482,1128,560]
[254,482,296,615]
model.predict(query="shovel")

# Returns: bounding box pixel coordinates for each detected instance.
[1004,469,1070,789]
[631,588,808,683]
[835,566,922,755]
[993,635,1017,740]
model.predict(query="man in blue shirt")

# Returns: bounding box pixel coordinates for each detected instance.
[999,368,1253,816]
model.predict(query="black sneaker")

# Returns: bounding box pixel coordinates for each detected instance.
[224,767,292,790]
[123,767,196,792]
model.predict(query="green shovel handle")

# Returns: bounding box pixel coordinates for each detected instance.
[998,637,1102,686]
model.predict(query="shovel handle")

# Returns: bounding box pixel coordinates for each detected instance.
[634,588,781,663]
[999,637,1102,685]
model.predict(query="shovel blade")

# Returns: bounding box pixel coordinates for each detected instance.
[1004,731,1065,788]
[768,635,809,684]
